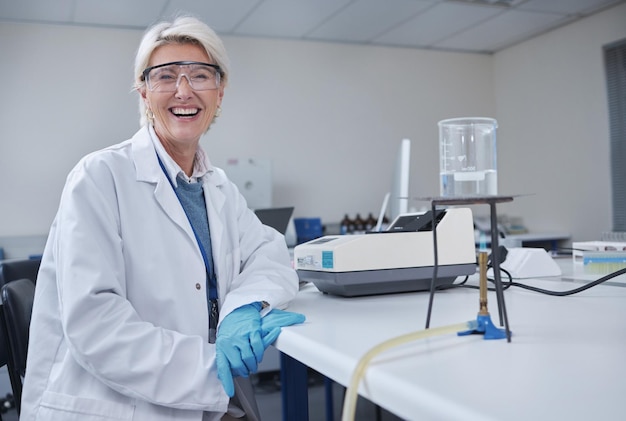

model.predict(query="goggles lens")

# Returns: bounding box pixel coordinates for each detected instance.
[143,61,221,92]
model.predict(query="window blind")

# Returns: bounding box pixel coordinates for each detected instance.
[604,39,626,232]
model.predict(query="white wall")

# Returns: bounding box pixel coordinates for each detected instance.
[0,24,142,236]
[494,1,626,242]
[0,21,493,238]
[1,2,625,248]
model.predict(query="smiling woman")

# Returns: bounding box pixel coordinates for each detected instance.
[19,14,305,421]
[138,42,224,175]
[132,18,230,177]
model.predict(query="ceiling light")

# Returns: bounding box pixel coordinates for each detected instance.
[449,0,515,7]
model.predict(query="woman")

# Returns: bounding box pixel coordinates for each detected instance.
[21,15,304,421]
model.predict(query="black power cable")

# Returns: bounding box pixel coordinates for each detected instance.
[496,267,626,296]
[440,263,626,296]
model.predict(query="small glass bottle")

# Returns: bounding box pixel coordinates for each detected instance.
[365,213,377,232]
[340,214,351,235]
[353,214,365,234]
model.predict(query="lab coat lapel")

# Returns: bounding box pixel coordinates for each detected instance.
[153,180,196,242]
[131,127,198,246]
[202,174,225,269]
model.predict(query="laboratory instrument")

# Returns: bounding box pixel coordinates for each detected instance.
[488,247,561,279]
[389,138,412,222]
[439,117,498,197]
[293,208,476,296]
[458,249,507,340]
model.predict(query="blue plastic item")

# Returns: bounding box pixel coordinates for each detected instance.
[294,217,322,244]
[457,313,509,340]
[260,308,306,338]
[216,302,266,396]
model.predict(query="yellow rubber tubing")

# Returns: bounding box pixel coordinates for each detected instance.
[341,320,477,421]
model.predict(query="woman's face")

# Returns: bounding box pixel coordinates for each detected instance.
[141,43,224,149]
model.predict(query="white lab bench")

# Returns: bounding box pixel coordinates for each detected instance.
[274,257,626,420]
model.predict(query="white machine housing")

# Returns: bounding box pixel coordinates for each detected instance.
[294,207,476,296]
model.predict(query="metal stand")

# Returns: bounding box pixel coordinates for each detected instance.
[423,195,513,342]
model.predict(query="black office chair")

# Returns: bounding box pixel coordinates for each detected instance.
[0,259,41,289]
[1,278,36,416]
[0,258,40,416]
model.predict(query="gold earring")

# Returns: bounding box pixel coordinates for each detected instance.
[145,108,155,124]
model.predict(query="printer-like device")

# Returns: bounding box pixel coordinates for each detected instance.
[294,208,476,296]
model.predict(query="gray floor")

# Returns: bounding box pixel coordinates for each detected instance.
[253,370,404,421]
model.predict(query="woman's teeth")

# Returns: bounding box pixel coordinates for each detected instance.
[171,108,199,117]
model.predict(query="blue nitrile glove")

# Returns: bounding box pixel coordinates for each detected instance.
[216,302,264,397]
[260,309,306,346]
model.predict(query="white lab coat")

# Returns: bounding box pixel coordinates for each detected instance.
[20,126,300,421]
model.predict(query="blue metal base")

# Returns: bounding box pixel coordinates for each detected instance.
[458,313,509,340]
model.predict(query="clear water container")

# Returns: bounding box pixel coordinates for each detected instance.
[439,117,498,197]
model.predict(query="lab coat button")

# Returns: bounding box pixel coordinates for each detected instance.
[195,283,201,290]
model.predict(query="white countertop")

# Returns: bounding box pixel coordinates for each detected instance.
[275,258,626,420]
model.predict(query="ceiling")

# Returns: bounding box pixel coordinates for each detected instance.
[1,0,624,54]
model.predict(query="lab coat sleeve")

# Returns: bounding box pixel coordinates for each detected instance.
[52,158,227,411]
[214,179,300,320]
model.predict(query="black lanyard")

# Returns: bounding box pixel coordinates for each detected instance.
[157,155,219,343]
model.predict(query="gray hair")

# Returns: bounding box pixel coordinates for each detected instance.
[134,15,230,126]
